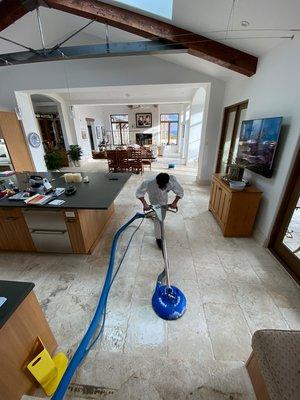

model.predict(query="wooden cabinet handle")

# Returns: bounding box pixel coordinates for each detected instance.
[4,217,18,221]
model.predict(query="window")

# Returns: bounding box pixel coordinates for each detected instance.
[160,113,179,145]
[114,0,173,19]
[110,114,129,145]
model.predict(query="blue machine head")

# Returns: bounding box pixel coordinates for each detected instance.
[152,282,187,320]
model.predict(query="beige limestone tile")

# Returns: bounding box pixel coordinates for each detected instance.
[199,279,237,304]
[252,262,298,290]
[98,325,127,353]
[137,259,164,280]
[195,263,228,282]
[190,245,223,266]
[167,329,213,361]
[140,235,163,260]
[167,246,197,280]
[222,262,261,284]
[204,303,252,362]
[132,275,155,301]
[264,285,300,308]
[217,250,249,267]
[279,307,300,329]
[232,283,289,333]
[124,300,167,356]
[244,247,279,267]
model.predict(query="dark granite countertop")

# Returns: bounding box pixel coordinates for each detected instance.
[0,172,131,210]
[0,280,34,329]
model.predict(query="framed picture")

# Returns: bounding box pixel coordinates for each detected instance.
[136,113,152,128]
[81,130,87,139]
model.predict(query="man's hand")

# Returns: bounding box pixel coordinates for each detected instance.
[169,201,178,210]
[143,203,151,212]
[138,196,151,211]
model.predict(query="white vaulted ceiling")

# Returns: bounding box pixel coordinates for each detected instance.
[102,0,300,55]
[0,1,299,81]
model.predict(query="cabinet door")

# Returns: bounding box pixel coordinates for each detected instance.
[210,179,222,215]
[218,190,231,227]
[0,222,8,250]
[209,180,218,213]
[0,215,35,252]
[214,182,222,218]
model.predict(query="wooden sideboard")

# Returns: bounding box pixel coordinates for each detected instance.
[209,174,262,237]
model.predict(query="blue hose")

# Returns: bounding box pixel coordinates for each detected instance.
[51,212,145,400]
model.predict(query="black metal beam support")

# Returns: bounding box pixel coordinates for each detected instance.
[0,41,186,66]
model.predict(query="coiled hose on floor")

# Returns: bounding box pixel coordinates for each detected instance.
[51,212,145,400]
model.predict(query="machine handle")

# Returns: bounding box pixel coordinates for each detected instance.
[166,204,178,213]
[144,204,178,216]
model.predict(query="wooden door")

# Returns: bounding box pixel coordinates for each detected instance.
[216,101,248,174]
[269,149,300,280]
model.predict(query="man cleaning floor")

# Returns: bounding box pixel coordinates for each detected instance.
[136,172,184,249]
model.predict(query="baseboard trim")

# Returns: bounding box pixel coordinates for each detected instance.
[253,226,268,246]
[196,178,211,186]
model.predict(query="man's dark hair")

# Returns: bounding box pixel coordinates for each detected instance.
[156,173,170,189]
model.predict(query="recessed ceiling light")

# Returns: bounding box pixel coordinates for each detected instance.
[241,20,250,27]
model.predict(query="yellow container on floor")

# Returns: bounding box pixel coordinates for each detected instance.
[27,338,68,396]
[27,348,57,390]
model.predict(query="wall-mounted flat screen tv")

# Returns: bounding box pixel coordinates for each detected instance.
[236,117,282,178]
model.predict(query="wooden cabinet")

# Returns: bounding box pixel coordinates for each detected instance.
[0,208,36,251]
[0,112,35,172]
[0,205,114,254]
[66,205,114,254]
[209,174,262,237]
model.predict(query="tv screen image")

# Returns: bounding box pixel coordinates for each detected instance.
[236,117,282,178]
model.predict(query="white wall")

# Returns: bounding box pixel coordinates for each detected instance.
[222,37,300,243]
[15,92,47,171]
[73,105,104,159]
[75,103,188,150]
[186,87,206,162]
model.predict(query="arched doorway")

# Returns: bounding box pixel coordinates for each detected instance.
[31,94,69,167]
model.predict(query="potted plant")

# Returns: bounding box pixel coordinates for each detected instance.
[67,145,83,167]
[44,149,64,170]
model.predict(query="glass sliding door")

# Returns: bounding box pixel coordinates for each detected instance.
[216,101,248,174]
[269,149,300,280]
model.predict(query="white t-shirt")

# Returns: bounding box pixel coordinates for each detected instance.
[135,175,184,205]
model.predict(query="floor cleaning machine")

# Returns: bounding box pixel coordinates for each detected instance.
[51,205,187,399]
[148,205,187,320]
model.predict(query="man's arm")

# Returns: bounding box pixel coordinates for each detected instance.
[135,181,151,211]
[138,196,151,211]
[169,176,184,209]
[170,195,181,209]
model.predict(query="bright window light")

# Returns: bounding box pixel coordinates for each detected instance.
[114,0,173,19]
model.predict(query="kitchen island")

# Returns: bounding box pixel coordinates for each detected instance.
[0,172,131,254]
[0,280,57,400]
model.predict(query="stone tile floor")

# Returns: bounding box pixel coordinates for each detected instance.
[2,160,299,399]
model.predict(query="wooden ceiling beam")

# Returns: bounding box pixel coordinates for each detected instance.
[0,0,38,32]
[44,0,257,76]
